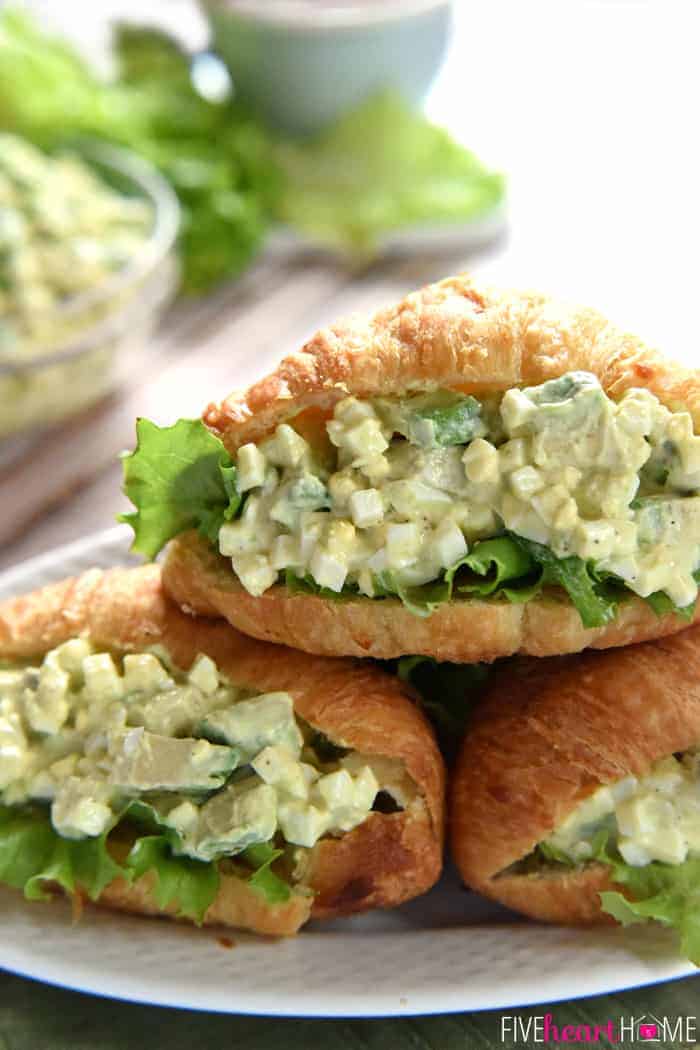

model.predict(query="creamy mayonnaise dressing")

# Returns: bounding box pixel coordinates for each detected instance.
[544,753,700,867]
[0,640,408,858]
[219,372,700,608]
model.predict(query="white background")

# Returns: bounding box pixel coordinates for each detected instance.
[428,0,700,366]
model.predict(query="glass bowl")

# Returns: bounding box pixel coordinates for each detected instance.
[0,142,180,453]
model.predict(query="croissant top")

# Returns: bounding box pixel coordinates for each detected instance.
[204,275,700,452]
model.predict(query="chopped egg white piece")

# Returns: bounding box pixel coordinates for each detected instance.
[236,443,267,491]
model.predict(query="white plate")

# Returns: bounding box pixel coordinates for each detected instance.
[0,526,695,1016]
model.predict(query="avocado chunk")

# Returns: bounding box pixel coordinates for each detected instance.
[527,372,597,406]
[129,684,229,738]
[108,728,238,793]
[640,439,680,490]
[176,779,278,862]
[383,391,487,448]
[270,474,329,529]
[199,692,303,760]
[512,372,607,434]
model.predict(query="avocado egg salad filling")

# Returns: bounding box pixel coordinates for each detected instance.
[122,371,700,629]
[0,640,408,921]
[531,752,700,962]
[0,134,152,359]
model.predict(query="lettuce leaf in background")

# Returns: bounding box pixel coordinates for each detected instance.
[0,10,506,290]
[273,93,505,252]
[0,12,275,292]
[114,25,280,292]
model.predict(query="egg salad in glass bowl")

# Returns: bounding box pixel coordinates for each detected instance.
[0,135,179,453]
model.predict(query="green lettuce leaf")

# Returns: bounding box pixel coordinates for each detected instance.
[600,854,700,965]
[0,803,294,921]
[126,835,219,923]
[446,536,540,602]
[0,805,126,903]
[377,534,621,627]
[507,535,618,629]
[643,568,700,622]
[241,842,291,904]
[273,92,505,253]
[124,803,293,907]
[537,840,577,867]
[644,590,695,622]
[385,533,619,628]
[286,533,623,627]
[396,656,489,761]
[120,418,241,559]
[373,571,450,618]
[124,801,293,906]
[537,828,611,870]
[284,570,352,603]
[536,828,700,965]
[114,23,193,88]
[393,392,484,448]
[0,803,215,922]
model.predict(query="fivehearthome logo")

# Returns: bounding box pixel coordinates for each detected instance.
[500,1012,698,1044]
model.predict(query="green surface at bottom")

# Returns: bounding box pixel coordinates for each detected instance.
[1,972,699,1050]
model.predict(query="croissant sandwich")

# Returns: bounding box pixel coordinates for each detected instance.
[0,566,444,936]
[450,627,700,963]
[121,274,700,662]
